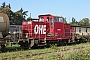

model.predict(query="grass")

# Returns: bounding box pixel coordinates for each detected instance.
[65,49,90,60]
[0,42,90,60]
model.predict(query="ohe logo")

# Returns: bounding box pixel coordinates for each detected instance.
[34,25,46,34]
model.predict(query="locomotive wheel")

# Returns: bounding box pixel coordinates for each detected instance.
[19,41,31,50]
[0,45,5,51]
[58,40,68,46]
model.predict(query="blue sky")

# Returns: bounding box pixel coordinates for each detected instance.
[0,0,90,22]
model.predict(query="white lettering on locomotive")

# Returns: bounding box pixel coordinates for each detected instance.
[34,25,46,34]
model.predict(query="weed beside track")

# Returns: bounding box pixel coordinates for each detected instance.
[0,42,90,60]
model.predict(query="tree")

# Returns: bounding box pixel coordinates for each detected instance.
[14,8,28,25]
[6,4,11,9]
[0,7,14,23]
[64,17,67,24]
[0,2,28,25]
[70,17,78,26]
[78,18,90,26]
[1,2,6,8]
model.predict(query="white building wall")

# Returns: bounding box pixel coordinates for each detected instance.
[87,28,90,35]
[75,27,90,35]
[82,28,86,35]
[76,27,79,34]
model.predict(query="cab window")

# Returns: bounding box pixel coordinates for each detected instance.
[54,17,57,22]
[54,17,63,22]
[50,18,53,28]
[39,17,44,22]
[46,17,49,22]
[59,18,63,22]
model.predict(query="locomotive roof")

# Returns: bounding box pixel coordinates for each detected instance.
[38,14,63,18]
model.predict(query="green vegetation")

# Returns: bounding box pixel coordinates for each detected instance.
[0,42,90,60]
[66,49,90,60]
[0,2,28,25]
[70,17,90,26]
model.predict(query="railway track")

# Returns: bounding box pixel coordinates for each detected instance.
[0,40,87,53]
[1,42,89,60]
[18,46,85,59]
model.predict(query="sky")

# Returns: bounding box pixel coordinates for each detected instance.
[0,0,90,22]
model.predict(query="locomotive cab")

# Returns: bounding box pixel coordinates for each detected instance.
[38,14,66,38]
[38,14,71,45]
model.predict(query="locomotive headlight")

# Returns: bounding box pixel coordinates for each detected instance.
[26,33,28,38]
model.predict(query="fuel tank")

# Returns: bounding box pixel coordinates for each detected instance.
[0,13,10,38]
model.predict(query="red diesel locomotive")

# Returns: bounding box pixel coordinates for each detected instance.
[14,14,90,49]
[19,14,71,49]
